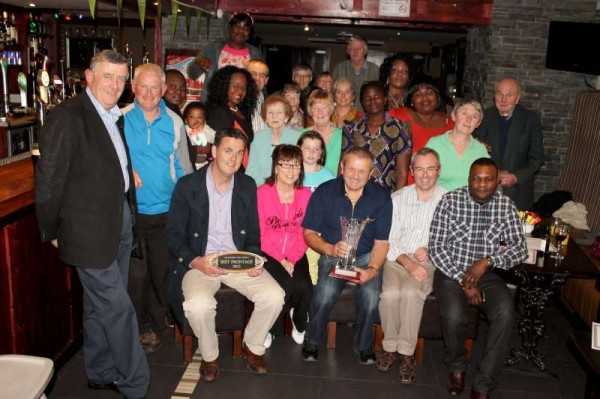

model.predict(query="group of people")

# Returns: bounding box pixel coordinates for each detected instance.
[34,11,545,399]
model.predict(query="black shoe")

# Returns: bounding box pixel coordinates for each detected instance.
[358,349,377,365]
[301,341,319,361]
[87,380,119,392]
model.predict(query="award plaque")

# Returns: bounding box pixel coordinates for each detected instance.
[328,216,371,283]
[210,251,264,272]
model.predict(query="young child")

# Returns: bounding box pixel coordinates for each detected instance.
[183,102,216,170]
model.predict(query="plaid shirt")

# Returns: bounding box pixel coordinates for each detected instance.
[429,187,527,282]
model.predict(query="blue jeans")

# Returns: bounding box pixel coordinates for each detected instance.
[305,253,382,351]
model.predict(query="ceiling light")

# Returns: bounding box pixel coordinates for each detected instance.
[304,24,310,32]
[29,3,36,6]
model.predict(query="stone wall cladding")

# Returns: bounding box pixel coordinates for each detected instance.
[464,0,600,203]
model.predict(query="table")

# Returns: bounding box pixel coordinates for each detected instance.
[504,239,599,376]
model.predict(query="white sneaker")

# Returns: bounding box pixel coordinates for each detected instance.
[290,309,305,345]
[264,333,273,349]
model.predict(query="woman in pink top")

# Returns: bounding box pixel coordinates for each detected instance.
[257,145,313,346]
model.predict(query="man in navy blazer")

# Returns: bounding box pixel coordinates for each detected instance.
[474,77,544,211]
[165,127,284,382]
[35,50,149,399]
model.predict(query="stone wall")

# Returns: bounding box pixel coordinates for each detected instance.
[161,15,227,60]
[463,0,600,202]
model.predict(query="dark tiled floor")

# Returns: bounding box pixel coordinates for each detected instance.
[47,301,587,399]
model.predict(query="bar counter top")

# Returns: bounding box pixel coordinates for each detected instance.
[0,155,34,218]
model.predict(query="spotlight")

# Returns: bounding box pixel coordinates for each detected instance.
[304,24,309,32]
[54,11,61,19]
[65,12,71,21]
[78,13,83,20]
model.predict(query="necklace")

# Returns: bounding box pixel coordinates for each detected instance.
[229,106,239,112]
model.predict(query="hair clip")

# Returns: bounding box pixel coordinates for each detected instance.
[230,12,254,25]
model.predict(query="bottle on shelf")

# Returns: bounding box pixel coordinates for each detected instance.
[0,12,8,45]
[9,13,17,46]
[29,12,37,36]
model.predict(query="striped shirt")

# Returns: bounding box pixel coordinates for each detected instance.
[386,184,447,262]
[429,187,528,282]
[86,88,130,191]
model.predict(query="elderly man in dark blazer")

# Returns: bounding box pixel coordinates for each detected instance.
[164,127,284,382]
[35,50,149,399]
[474,76,544,211]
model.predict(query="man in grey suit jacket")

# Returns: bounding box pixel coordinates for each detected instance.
[474,77,544,211]
[35,50,149,399]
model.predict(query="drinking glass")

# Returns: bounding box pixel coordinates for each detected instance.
[551,223,570,261]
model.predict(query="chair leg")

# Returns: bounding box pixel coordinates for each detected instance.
[374,324,383,352]
[327,321,337,349]
[233,330,243,358]
[414,338,425,366]
[174,323,183,344]
[184,335,193,364]
[464,338,474,360]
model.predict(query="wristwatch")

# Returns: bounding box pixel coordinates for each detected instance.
[485,256,494,268]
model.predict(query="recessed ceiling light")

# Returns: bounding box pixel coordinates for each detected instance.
[29,3,36,6]
[304,24,310,32]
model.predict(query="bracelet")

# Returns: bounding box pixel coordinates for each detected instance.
[367,266,380,273]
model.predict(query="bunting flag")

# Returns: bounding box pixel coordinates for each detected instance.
[138,0,147,29]
[88,0,96,19]
[116,0,123,26]
[185,7,191,37]
[196,9,202,37]
[171,0,179,36]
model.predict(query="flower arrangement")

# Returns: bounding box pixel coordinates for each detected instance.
[519,211,542,225]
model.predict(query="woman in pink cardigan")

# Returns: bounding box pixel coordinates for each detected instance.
[257,145,313,347]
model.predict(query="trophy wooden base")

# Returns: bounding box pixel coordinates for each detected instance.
[329,266,361,283]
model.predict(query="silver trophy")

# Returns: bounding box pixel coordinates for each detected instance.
[329,216,371,281]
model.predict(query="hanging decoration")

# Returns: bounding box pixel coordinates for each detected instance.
[196,9,202,37]
[171,0,179,36]
[116,0,123,26]
[88,0,96,19]
[138,0,147,29]
[185,7,191,37]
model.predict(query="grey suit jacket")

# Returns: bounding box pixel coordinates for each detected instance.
[35,91,136,268]
[474,104,544,210]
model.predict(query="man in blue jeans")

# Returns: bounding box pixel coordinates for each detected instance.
[301,147,392,364]
[429,158,527,399]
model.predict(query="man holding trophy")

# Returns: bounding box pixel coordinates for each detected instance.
[301,147,392,364]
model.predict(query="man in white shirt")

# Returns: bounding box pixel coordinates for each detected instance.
[377,147,446,384]
[247,59,269,134]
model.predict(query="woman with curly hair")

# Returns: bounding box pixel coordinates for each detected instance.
[207,65,258,168]
[379,54,412,111]
[389,74,453,185]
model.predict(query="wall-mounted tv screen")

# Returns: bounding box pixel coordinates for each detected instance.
[545,21,600,76]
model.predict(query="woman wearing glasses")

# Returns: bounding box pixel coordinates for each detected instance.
[425,99,489,190]
[257,145,313,348]
[246,94,300,185]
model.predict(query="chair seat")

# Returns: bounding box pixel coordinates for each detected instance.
[176,284,246,364]
[0,355,53,399]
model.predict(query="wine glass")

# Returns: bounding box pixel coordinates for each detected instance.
[551,223,570,261]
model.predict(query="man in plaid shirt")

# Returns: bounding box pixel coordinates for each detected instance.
[429,157,527,399]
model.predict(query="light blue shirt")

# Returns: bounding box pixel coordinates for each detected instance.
[86,88,130,191]
[205,165,237,253]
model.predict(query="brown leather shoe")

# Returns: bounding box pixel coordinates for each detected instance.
[200,359,220,382]
[377,351,396,371]
[243,346,267,374]
[398,354,417,384]
[447,371,466,396]
[471,389,490,399]
[139,331,161,353]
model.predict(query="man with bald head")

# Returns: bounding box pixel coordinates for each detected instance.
[474,77,544,211]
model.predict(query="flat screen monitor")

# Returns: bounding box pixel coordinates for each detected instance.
[545,21,600,76]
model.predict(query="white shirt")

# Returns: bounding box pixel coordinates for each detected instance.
[387,184,447,262]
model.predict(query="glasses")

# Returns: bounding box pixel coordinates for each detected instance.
[278,162,302,170]
[412,166,439,174]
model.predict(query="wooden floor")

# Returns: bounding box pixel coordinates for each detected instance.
[47,300,588,399]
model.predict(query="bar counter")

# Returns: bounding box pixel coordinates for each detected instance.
[0,156,82,367]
